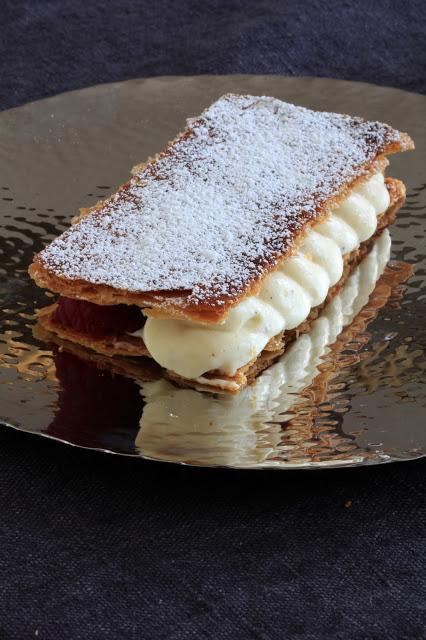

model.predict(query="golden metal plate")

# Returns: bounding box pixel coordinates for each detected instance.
[0,75,425,468]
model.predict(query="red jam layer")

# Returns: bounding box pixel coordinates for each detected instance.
[51,297,145,340]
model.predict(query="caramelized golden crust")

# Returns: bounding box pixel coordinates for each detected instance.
[34,178,406,393]
[29,94,414,324]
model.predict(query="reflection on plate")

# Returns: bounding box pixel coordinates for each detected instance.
[0,76,425,469]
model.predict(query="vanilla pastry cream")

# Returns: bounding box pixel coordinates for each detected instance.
[139,173,390,379]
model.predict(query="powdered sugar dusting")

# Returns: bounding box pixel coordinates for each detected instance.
[38,94,401,306]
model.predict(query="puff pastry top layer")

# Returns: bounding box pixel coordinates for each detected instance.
[29,94,413,322]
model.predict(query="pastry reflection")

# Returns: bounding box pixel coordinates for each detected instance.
[47,348,145,451]
[37,231,413,465]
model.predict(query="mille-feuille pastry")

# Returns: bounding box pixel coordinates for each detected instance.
[29,94,414,393]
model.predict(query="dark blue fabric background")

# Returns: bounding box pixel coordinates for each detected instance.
[1,1,425,639]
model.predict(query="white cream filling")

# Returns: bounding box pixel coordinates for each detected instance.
[140,173,390,379]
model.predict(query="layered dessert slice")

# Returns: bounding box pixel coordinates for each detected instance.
[29,94,414,393]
